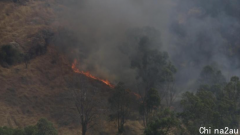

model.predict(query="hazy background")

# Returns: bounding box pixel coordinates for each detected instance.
[53,0,240,92]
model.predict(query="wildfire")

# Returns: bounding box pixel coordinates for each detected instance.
[71,59,114,88]
[132,92,142,99]
[71,59,141,99]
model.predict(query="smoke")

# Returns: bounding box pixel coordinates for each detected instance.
[52,0,240,91]
[53,0,174,88]
[169,0,240,91]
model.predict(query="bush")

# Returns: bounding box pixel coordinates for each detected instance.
[144,109,181,135]
[27,44,47,59]
[0,45,23,66]
[24,126,37,135]
[36,118,58,135]
[0,118,58,135]
[0,126,14,135]
[13,129,26,135]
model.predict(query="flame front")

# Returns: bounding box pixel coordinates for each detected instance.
[71,59,114,88]
[71,59,142,99]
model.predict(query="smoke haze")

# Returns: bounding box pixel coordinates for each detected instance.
[53,0,240,92]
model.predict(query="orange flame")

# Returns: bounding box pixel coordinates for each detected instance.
[71,59,114,88]
[132,92,142,99]
[71,59,141,99]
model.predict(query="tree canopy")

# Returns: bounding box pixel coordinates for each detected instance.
[180,76,240,134]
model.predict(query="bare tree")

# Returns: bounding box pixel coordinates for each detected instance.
[108,82,135,133]
[162,81,177,107]
[72,79,96,135]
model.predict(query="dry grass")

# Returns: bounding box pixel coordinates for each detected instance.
[0,0,54,49]
[0,1,145,135]
[0,0,74,130]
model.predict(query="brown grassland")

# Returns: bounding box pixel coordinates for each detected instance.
[0,0,144,134]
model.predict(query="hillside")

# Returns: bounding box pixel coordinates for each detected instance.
[3,1,240,135]
[0,0,144,135]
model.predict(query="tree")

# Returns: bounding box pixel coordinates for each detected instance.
[223,76,240,102]
[180,76,240,134]
[36,118,58,135]
[127,32,176,126]
[140,88,161,126]
[130,37,176,93]
[161,63,177,107]
[180,90,216,134]
[145,88,161,113]
[216,76,240,128]
[197,65,227,98]
[73,84,96,135]
[108,82,132,133]
[122,27,176,95]
[144,108,181,135]
[198,65,226,86]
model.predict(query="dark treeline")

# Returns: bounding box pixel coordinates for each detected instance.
[103,27,240,134]
[116,44,240,135]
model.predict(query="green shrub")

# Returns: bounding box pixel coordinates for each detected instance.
[24,126,37,135]
[0,118,57,135]
[0,126,14,135]
[13,129,26,135]
[144,109,181,135]
[36,118,58,135]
